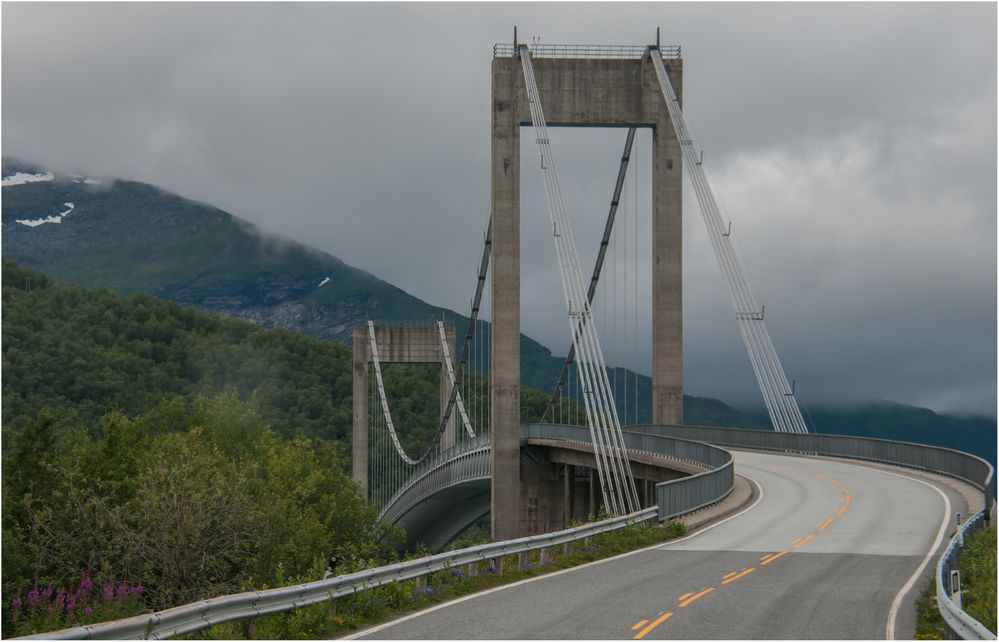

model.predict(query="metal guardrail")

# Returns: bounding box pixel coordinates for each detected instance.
[936,509,996,640]
[633,424,996,517]
[22,507,658,640]
[493,43,681,59]
[523,423,735,522]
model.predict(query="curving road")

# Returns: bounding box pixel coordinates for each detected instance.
[348,450,975,640]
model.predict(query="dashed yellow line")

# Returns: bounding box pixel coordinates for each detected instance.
[793,534,816,548]
[760,552,776,563]
[840,487,851,495]
[722,572,737,580]
[679,587,714,607]
[761,550,788,565]
[835,505,847,516]
[721,568,755,585]
[633,612,673,639]
[677,592,692,601]
[631,619,649,631]
[817,517,835,531]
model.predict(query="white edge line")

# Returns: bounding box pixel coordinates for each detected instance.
[873,468,951,640]
[340,475,764,640]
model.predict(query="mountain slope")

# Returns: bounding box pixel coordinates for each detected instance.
[1,157,758,427]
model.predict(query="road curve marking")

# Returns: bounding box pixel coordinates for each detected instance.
[721,568,755,585]
[817,518,834,531]
[631,619,649,630]
[760,550,788,565]
[793,534,815,548]
[633,612,673,639]
[679,587,714,607]
[342,475,766,640]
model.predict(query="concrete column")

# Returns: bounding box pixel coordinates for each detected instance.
[564,464,575,528]
[652,58,684,425]
[491,56,522,541]
[352,325,369,501]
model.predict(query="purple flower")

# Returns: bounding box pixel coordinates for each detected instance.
[10,597,22,610]
[115,583,129,598]
[48,594,65,612]
[130,585,145,595]
[83,605,93,616]
[79,575,93,592]
[27,589,40,607]
[66,594,77,613]
[41,586,53,599]
[101,584,114,599]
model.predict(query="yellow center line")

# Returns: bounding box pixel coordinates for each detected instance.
[633,612,673,639]
[631,619,649,631]
[818,518,835,531]
[721,567,755,585]
[677,592,692,601]
[793,534,815,548]
[761,550,788,565]
[840,487,851,495]
[835,505,847,516]
[791,537,803,547]
[844,495,852,505]
[830,479,841,486]
[722,572,737,580]
[760,553,776,563]
[679,587,714,608]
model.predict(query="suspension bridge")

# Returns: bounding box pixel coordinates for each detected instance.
[26,33,995,641]
[355,34,815,549]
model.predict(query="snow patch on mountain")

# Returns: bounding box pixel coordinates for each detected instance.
[16,203,75,227]
[2,172,55,187]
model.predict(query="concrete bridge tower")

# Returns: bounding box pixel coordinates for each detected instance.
[490,43,684,540]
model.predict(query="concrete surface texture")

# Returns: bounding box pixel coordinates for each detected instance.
[350,450,971,640]
[490,51,683,540]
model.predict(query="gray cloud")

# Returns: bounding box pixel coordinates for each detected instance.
[3,2,995,416]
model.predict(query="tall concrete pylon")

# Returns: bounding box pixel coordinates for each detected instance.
[490,43,684,541]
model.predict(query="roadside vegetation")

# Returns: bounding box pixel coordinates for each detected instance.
[192,519,687,640]
[914,524,997,639]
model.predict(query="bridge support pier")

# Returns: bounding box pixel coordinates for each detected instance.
[490,48,684,540]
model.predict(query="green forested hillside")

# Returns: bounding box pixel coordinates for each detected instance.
[1,158,760,428]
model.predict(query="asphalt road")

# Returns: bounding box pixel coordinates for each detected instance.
[349,451,970,640]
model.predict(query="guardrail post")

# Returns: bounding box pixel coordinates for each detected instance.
[416,575,427,593]
[563,542,571,556]
[466,562,478,577]
[540,547,551,566]
[518,552,528,570]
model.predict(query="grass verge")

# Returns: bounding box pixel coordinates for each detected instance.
[915,524,997,639]
[186,520,686,639]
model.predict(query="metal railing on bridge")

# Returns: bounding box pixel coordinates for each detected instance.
[493,43,681,59]
[632,424,995,517]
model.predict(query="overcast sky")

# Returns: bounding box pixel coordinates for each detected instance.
[3,3,996,417]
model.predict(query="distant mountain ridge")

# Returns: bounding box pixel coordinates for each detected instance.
[4,157,995,457]
[0,157,755,427]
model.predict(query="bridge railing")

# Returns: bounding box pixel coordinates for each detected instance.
[936,509,997,640]
[522,424,735,522]
[493,43,682,59]
[20,507,659,641]
[630,424,995,517]
[378,433,491,523]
